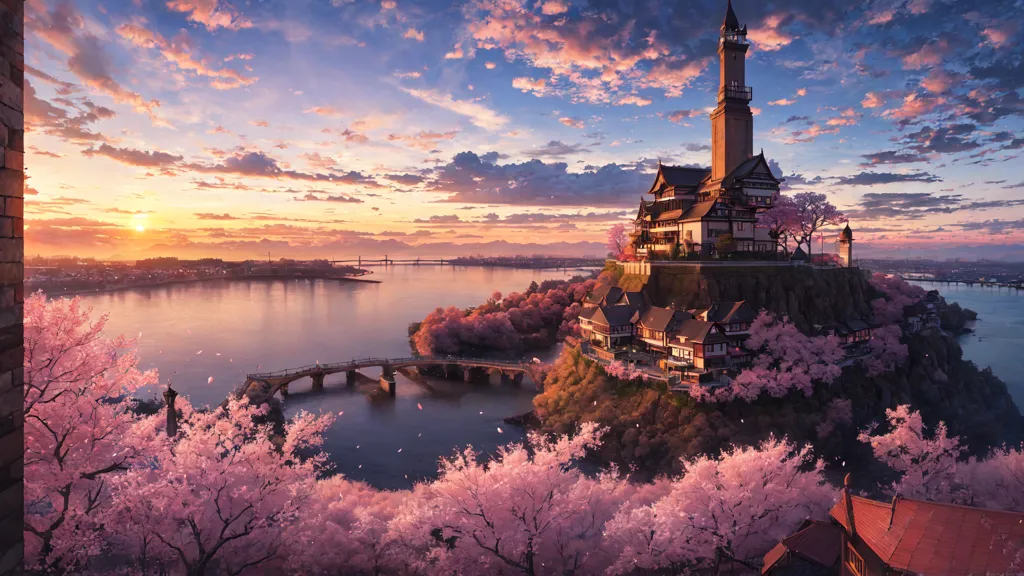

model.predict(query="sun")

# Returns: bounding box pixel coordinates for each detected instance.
[135,224,146,232]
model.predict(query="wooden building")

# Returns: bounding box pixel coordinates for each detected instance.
[632,1,779,258]
[830,479,1024,576]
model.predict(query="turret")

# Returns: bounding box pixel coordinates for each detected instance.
[839,224,854,267]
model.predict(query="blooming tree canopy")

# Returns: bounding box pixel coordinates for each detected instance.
[693,312,844,402]
[603,437,835,572]
[791,192,847,256]
[411,278,596,355]
[861,324,908,377]
[756,195,799,254]
[109,397,333,576]
[23,294,161,573]
[860,405,1024,512]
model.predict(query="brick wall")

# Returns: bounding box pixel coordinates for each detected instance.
[0,1,22,574]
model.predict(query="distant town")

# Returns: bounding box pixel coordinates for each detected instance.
[861,258,1024,286]
[24,255,607,295]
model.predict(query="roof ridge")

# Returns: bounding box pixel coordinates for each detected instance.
[850,494,1024,517]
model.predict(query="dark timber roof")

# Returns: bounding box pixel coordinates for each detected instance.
[592,305,637,327]
[672,319,728,344]
[660,165,710,189]
[704,301,756,324]
[638,306,690,333]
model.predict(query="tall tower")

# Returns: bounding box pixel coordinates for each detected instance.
[710,0,754,184]
[839,224,854,268]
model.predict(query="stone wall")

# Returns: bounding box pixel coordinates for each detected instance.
[0,1,22,574]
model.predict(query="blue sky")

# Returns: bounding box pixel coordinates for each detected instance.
[25,0,1024,260]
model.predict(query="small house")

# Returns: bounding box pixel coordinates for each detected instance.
[831,483,1024,576]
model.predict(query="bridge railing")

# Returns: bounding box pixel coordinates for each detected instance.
[246,355,535,380]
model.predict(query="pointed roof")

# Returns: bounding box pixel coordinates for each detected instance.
[722,152,780,188]
[703,301,756,324]
[791,246,808,261]
[722,0,741,31]
[648,164,710,195]
[841,223,854,241]
[762,520,842,574]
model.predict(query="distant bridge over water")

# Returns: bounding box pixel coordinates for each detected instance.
[331,257,449,267]
[238,356,539,398]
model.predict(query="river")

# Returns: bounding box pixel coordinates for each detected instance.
[67,270,1022,489]
[74,266,584,489]
[911,282,1024,408]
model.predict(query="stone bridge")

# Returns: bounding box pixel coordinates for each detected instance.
[238,356,539,398]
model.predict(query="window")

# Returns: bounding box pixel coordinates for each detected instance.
[845,543,865,576]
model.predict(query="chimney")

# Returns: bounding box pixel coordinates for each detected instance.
[843,473,856,538]
[163,386,179,437]
[888,493,900,529]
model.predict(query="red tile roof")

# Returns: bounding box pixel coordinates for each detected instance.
[830,493,1024,576]
[762,520,842,574]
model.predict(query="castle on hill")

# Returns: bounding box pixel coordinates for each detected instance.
[630,1,784,259]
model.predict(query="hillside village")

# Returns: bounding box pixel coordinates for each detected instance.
[577,281,943,389]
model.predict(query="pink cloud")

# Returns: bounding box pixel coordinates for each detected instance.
[883,93,944,120]
[165,0,252,31]
[901,40,950,69]
[116,22,258,90]
[28,2,166,125]
[981,23,1017,48]
[747,14,794,52]
[861,92,886,108]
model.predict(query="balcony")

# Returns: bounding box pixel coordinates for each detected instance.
[721,86,752,101]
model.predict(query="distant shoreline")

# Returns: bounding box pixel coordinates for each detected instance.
[31,274,381,298]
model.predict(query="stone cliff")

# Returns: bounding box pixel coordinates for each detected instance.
[533,330,1022,483]
[530,264,1022,485]
[629,264,874,332]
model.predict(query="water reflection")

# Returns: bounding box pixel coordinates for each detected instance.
[73,266,581,488]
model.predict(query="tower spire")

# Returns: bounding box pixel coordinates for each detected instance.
[710,0,753,184]
[722,0,741,32]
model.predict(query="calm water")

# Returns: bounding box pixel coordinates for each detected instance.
[67,271,1022,488]
[74,267,583,489]
[912,282,1024,408]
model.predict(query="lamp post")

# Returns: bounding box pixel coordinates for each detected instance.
[163,386,179,437]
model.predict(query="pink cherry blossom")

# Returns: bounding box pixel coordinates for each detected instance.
[23,294,161,572]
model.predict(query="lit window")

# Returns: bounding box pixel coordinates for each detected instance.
[845,543,865,576]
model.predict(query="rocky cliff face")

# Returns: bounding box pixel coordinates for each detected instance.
[636,265,874,332]
[532,265,1021,484]
[533,331,1022,483]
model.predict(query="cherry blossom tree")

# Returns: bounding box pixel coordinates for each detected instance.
[603,361,649,382]
[603,437,835,573]
[791,192,847,257]
[411,278,597,356]
[109,397,334,576]
[23,294,162,573]
[861,324,908,377]
[283,477,408,575]
[606,223,630,260]
[387,423,636,576]
[861,406,1024,512]
[869,273,926,324]
[757,195,799,255]
[694,312,844,402]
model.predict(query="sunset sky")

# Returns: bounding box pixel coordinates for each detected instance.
[25,0,1024,261]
